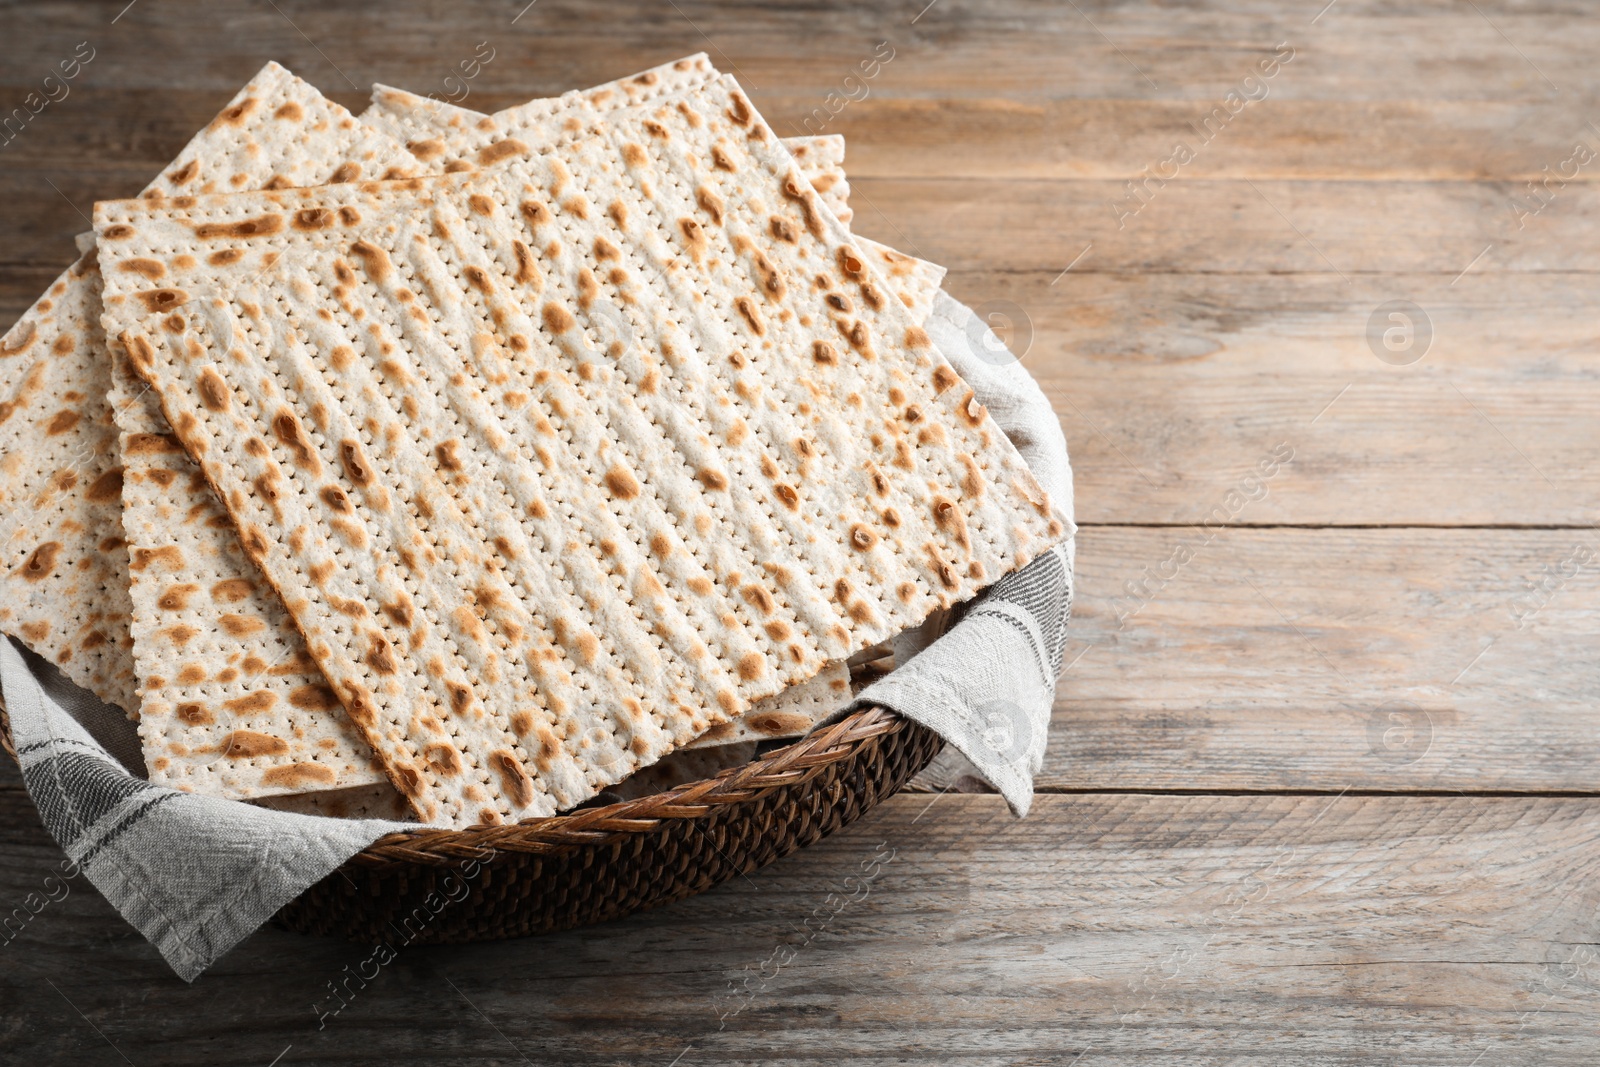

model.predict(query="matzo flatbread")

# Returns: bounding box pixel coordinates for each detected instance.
[366,59,940,337]
[0,253,136,710]
[0,61,422,717]
[363,54,720,167]
[103,64,423,795]
[98,76,1067,825]
[114,66,877,801]
[366,68,854,224]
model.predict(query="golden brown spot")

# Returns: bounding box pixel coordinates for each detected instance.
[425,743,463,776]
[747,711,811,736]
[271,408,319,472]
[604,463,641,500]
[737,651,765,681]
[407,137,444,161]
[462,265,492,293]
[843,319,873,356]
[99,223,134,241]
[220,730,287,758]
[542,302,575,333]
[350,239,390,283]
[176,703,212,726]
[214,98,259,127]
[521,199,552,228]
[83,467,122,505]
[959,389,986,427]
[782,174,824,238]
[136,288,188,314]
[291,207,333,231]
[220,613,265,637]
[773,483,799,510]
[157,583,199,611]
[688,576,714,595]
[197,367,230,412]
[490,750,535,806]
[622,142,647,167]
[129,545,181,572]
[727,90,753,126]
[742,584,776,615]
[734,296,765,335]
[194,214,283,239]
[120,258,166,280]
[164,623,200,647]
[812,340,839,366]
[468,194,496,217]
[44,409,80,436]
[364,632,399,674]
[390,763,423,798]
[696,467,728,491]
[382,597,414,629]
[208,248,244,266]
[679,217,707,261]
[478,138,527,165]
[18,542,61,582]
[224,691,277,715]
[696,185,725,226]
[273,101,303,121]
[239,526,269,562]
[435,439,464,473]
[262,763,337,789]
[285,684,340,711]
[339,440,374,485]
[849,523,879,551]
[210,578,252,603]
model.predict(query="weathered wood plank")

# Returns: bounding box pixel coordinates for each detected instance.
[845,177,1600,276]
[0,0,1592,103]
[5,784,1600,1064]
[10,85,1600,185]
[935,269,1600,526]
[1043,527,1600,791]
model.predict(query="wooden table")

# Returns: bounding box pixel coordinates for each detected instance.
[4,0,1598,1062]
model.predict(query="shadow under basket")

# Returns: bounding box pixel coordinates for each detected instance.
[0,703,941,943]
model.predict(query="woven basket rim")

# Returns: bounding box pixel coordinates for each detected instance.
[0,695,911,865]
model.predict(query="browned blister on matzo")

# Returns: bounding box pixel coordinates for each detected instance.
[96,76,1066,826]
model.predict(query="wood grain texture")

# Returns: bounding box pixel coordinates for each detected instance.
[1046,527,1600,791]
[6,781,1600,1065]
[0,0,1596,1060]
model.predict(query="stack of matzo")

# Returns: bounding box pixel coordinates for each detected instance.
[1,57,1067,828]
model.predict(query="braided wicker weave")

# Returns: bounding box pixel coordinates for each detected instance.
[1,699,940,942]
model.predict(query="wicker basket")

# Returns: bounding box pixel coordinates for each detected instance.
[0,700,940,942]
